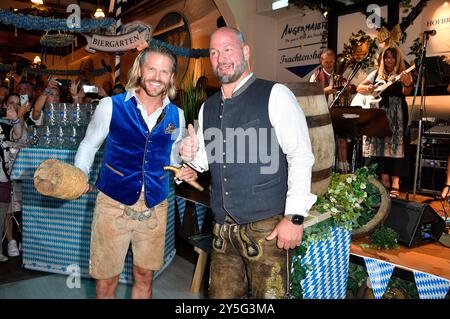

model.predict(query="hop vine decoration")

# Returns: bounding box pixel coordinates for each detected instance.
[314,164,381,230]
[368,226,399,250]
[343,30,378,70]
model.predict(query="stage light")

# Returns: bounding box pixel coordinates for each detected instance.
[31,0,44,4]
[94,8,105,18]
[33,55,41,65]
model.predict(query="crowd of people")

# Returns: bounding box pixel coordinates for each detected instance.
[0,76,125,262]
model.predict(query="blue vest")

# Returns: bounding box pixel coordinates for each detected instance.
[96,93,180,207]
[203,79,288,224]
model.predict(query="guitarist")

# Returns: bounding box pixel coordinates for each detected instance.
[356,46,413,197]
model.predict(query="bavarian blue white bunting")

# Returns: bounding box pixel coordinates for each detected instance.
[175,196,186,223]
[195,203,208,232]
[175,197,208,232]
[363,257,395,299]
[413,271,450,299]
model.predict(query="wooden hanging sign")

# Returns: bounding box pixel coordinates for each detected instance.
[84,28,149,53]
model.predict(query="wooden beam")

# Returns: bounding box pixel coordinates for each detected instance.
[388,0,400,28]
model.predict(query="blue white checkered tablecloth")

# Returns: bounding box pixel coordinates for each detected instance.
[11,147,176,284]
[298,226,351,299]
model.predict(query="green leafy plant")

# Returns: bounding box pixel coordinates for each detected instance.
[289,245,309,299]
[180,73,207,125]
[347,263,368,297]
[368,226,399,250]
[314,163,381,230]
[290,164,389,298]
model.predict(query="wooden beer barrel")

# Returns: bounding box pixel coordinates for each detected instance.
[34,159,88,200]
[351,176,391,238]
[286,82,335,195]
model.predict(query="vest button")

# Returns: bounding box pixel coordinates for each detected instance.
[223,165,226,169]
[225,192,229,195]
[224,178,227,182]
[219,115,223,119]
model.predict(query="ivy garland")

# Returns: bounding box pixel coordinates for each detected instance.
[289,164,383,299]
[0,8,115,32]
[150,39,209,58]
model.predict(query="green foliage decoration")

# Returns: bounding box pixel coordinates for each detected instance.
[180,73,207,125]
[368,226,399,250]
[290,164,382,298]
[347,263,368,297]
[314,163,381,231]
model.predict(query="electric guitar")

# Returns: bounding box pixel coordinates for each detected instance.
[351,64,416,109]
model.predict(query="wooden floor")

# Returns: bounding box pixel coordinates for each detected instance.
[0,254,206,299]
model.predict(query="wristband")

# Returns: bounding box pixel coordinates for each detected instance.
[11,118,20,125]
[43,88,50,96]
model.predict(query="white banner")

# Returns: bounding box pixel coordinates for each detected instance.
[84,29,148,53]
[421,0,450,56]
[277,9,327,82]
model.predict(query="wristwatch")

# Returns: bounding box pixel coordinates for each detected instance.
[285,214,304,225]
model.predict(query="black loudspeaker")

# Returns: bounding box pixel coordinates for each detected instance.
[383,198,446,248]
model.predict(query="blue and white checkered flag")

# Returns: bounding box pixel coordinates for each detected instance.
[176,197,186,223]
[195,203,208,232]
[363,257,395,299]
[413,271,450,299]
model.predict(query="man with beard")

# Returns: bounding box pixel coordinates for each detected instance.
[75,46,198,299]
[179,27,316,298]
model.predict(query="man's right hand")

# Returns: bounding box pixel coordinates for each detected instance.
[179,124,199,162]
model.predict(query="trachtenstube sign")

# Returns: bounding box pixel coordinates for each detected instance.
[277,9,327,82]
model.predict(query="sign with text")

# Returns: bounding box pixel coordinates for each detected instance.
[277,10,327,82]
[84,29,149,53]
[421,0,450,56]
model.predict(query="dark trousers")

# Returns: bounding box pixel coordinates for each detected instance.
[208,214,288,299]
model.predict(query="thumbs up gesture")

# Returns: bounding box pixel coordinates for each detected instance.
[180,124,199,162]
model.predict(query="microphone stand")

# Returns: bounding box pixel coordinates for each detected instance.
[329,61,363,108]
[412,32,431,200]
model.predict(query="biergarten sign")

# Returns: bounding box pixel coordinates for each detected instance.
[84,28,149,53]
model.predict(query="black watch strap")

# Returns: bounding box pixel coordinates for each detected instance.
[285,214,304,225]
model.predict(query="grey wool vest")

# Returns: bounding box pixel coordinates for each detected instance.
[202,77,288,224]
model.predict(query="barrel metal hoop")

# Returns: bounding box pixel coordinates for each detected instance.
[311,166,333,182]
[306,113,332,128]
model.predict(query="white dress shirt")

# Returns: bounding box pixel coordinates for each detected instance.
[75,90,185,176]
[191,73,317,217]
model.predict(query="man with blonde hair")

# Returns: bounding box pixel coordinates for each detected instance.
[75,45,198,299]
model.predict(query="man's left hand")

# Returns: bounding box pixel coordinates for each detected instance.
[266,217,304,250]
[176,166,198,182]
